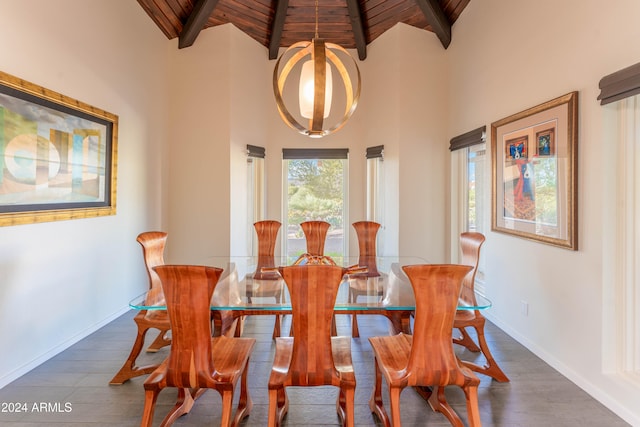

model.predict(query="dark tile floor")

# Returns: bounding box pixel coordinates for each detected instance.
[0,311,630,426]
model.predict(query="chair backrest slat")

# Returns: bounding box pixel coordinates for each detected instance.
[278,265,345,387]
[352,221,381,277]
[137,231,168,305]
[154,265,223,388]
[402,264,472,387]
[300,221,331,256]
[254,220,281,279]
[459,232,485,306]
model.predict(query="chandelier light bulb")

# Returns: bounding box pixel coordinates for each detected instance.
[299,60,333,119]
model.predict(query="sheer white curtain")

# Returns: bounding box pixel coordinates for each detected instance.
[366,155,384,255]
[247,154,265,256]
[603,94,640,379]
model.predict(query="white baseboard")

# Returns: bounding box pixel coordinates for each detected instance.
[484,312,640,427]
[0,307,130,389]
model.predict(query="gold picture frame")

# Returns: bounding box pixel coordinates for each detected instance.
[0,71,118,226]
[491,92,578,250]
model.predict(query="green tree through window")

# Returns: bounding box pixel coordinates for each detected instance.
[285,158,346,257]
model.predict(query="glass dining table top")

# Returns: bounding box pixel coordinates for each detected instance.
[129,255,491,312]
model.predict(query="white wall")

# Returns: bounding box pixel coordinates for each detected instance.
[166,27,232,263]
[0,0,169,386]
[448,0,640,424]
[229,28,272,257]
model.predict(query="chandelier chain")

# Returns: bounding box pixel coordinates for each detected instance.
[314,0,319,39]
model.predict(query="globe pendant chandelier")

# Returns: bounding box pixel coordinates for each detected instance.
[273,0,361,138]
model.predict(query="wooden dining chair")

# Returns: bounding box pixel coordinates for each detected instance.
[296,220,338,335]
[368,264,481,427]
[140,265,255,427]
[110,231,172,385]
[300,220,331,256]
[348,221,382,337]
[268,265,356,427]
[247,220,285,339]
[454,232,509,382]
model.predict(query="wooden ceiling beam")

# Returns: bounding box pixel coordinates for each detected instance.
[346,0,367,60]
[415,0,451,48]
[269,0,289,59]
[178,0,220,49]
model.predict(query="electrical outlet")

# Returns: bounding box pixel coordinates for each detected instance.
[521,300,529,316]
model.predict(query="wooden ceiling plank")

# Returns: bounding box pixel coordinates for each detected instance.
[138,0,470,51]
[346,0,367,59]
[230,0,272,16]
[367,2,415,27]
[179,0,221,48]
[137,0,181,39]
[165,0,190,18]
[443,0,470,21]
[364,0,405,19]
[215,2,271,27]
[414,0,451,48]
[269,0,289,59]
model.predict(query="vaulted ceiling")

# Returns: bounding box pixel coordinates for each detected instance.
[136,0,470,60]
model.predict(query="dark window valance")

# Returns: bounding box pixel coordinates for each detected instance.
[598,61,640,105]
[366,145,384,159]
[449,126,486,151]
[282,148,349,159]
[247,144,265,158]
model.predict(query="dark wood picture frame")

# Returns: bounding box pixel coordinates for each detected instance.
[491,92,578,250]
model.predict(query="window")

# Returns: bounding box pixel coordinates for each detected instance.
[450,126,487,290]
[466,143,486,233]
[465,143,486,286]
[282,148,348,259]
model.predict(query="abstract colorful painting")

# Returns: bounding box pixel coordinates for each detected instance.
[0,71,117,226]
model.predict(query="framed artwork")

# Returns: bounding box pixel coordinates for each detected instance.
[491,91,578,250]
[0,71,118,226]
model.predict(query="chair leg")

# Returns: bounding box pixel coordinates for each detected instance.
[272,294,283,339]
[462,320,510,382]
[231,359,253,426]
[336,386,355,427]
[351,314,360,337]
[140,387,160,427]
[159,387,195,427]
[369,360,389,426]
[427,386,464,427]
[388,386,403,427]
[348,290,360,338]
[110,323,158,385]
[268,387,288,427]
[463,384,482,427]
[234,316,245,337]
[219,389,234,427]
[267,388,278,427]
[453,327,481,352]
[272,315,281,340]
[146,328,171,352]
